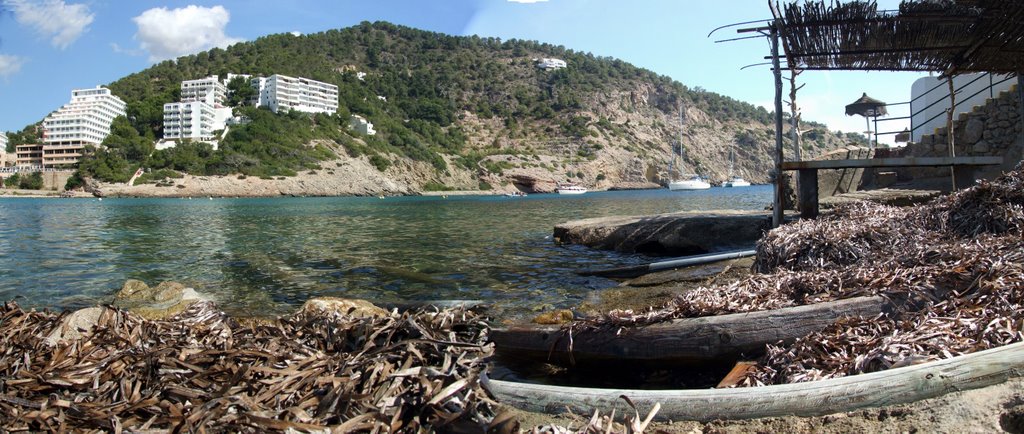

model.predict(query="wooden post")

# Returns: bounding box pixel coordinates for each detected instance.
[1018,74,1023,149]
[953,166,975,190]
[788,70,803,212]
[771,25,785,228]
[797,169,818,219]
[947,77,958,189]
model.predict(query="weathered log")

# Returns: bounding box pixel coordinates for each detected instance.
[482,341,1024,421]
[490,296,887,365]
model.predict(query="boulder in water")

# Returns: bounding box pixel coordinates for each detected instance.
[114,279,206,320]
[299,297,389,318]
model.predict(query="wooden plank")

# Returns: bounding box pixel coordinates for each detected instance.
[716,362,758,388]
[482,341,1024,422]
[490,296,887,365]
[780,156,1002,171]
[797,168,819,219]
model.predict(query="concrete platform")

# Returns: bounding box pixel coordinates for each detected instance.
[553,210,772,256]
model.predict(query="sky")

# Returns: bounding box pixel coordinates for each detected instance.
[0,0,928,144]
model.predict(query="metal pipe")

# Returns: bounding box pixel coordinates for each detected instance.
[577,249,757,278]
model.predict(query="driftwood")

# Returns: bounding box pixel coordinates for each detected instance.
[490,296,886,365]
[482,340,1024,421]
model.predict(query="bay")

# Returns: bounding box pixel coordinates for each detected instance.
[0,186,772,317]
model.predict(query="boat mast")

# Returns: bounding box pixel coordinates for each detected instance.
[678,108,686,177]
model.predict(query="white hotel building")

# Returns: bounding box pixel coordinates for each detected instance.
[255,74,338,115]
[163,76,233,142]
[181,75,227,106]
[42,86,127,168]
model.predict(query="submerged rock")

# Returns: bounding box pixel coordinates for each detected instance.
[114,279,206,320]
[299,297,389,318]
[532,309,574,325]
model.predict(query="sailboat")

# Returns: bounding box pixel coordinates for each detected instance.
[722,148,751,188]
[668,112,711,191]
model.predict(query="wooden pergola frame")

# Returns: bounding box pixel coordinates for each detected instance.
[735,0,1024,227]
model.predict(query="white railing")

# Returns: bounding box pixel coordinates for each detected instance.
[0,166,75,174]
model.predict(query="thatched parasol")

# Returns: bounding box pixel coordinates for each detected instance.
[845,93,888,117]
[846,93,887,146]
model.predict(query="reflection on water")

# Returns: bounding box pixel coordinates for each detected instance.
[0,186,772,317]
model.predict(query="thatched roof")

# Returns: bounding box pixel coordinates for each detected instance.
[773,0,1024,74]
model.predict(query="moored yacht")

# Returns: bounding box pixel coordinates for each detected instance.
[556,183,587,195]
[723,176,751,188]
[669,175,711,190]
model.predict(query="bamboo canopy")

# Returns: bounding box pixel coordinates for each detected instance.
[773,0,1024,75]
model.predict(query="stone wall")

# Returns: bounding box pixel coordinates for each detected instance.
[893,84,1023,187]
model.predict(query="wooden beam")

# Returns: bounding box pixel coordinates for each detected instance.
[489,296,887,366]
[482,341,1024,422]
[780,156,1002,170]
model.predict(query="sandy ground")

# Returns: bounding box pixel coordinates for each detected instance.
[505,257,1024,433]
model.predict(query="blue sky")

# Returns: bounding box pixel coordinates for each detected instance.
[0,0,925,144]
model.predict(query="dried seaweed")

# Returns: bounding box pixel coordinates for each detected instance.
[0,301,495,432]
[589,165,1024,386]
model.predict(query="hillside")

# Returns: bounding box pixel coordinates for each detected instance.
[79,21,862,194]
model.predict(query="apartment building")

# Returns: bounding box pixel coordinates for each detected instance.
[163,101,219,141]
[536,58,567,70]
[16,144,43,167]
[256,74,338,115]
[181,75,227,106]
[0,132,10,167]
[163,76,234,142]
[349,115,376,136]
[42,86,127,168]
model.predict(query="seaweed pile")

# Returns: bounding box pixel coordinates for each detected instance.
[0,301,494,432]
[596,167,1024,385]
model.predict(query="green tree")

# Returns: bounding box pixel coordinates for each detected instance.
[226,76,256,106]
[4,173,19,188]
[19,172,44,190]
[103,116,155,162]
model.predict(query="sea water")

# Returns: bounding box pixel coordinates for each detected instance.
[0,186,772,317]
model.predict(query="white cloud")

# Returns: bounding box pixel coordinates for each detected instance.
[132,5,244,62]
[6,0,94,49]
[110,42,143,56]
[507,0,549,3]
[0,54,27,78]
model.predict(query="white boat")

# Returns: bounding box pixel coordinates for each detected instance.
[556,184,587,195]
[723,176,751,188]
[667,110,710,191]
[722,148,751,187]
[504,191,527,197]
[669,175,711,190]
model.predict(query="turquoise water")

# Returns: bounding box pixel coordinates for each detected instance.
[0,186,772,317]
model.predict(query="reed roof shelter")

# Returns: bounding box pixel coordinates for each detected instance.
[725,0,1024,226]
